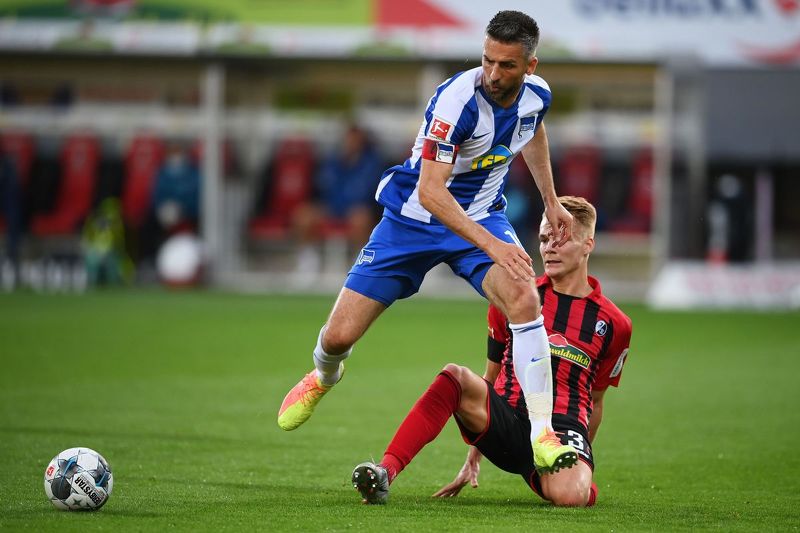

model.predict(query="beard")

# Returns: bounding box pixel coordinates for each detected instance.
[483,78,521,106]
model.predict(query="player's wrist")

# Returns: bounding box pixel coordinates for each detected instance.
[542,196,560,210]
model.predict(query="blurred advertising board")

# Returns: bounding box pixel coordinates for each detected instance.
[648,261,800,310]
[0,0,797,65]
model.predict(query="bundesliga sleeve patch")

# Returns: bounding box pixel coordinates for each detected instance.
[421,138,458,164]
[428,117,453,141]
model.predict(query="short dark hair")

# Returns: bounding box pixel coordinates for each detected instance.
[486,10,540,58]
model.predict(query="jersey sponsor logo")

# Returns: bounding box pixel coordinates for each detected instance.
[471,145,513,171]
[609,348,629,378]
[357,249,375,265]
[595,320,607,336]
[518,113,538,137]
[428,117,453,141]
[549,333,591,369]
[575,0,760,18]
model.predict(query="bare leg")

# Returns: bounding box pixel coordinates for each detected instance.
[312,287,387,385]
[481,263,540,323]
[482,264,553,439]
[446,364,491,433]
[320,287,387,354]
[376,364,486,484]
[277,287,387,430]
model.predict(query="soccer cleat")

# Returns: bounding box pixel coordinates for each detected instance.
[277,364,343,431]
[532,428,578,475]
[352,462,389,505]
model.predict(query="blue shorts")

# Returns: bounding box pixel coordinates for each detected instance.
[344,209,521,307]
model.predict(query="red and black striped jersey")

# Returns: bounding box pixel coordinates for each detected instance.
[487,275,632,430]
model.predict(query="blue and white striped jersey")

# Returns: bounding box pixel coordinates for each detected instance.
[375,66,552,224]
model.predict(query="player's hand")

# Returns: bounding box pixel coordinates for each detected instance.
[544,202,574,247]
[488,240,534,281]
[432,449,481,498]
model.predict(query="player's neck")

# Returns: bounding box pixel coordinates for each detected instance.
[550,268,592,298]
[496,87,522,109]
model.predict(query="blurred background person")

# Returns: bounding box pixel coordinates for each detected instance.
[139,141,201,265]
[292,123,383,276]
[81,197,134,286]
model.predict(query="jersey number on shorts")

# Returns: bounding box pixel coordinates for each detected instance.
[566,430,586,453]
[504,230,523,248]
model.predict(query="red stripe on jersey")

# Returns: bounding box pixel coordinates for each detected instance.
[553,357,571,414]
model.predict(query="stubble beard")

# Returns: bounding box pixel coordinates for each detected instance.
[484,78,522,107]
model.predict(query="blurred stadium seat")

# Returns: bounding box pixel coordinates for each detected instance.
[610,148,653,234]
[557,144,602,207]
[248,137,314,241]
[30,133,99,236]
[121,134,165,229]
[0,131,34,233]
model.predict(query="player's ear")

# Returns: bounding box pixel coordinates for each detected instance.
[526,56,538,75]
[583,236,595,256]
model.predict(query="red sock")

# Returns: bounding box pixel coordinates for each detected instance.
[380,371,461,483]
[587,482,598,507]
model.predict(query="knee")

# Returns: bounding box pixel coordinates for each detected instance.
[441,363,469,386]
[503,283,541,322]
[321,327,356,355]
[546,483,590,508]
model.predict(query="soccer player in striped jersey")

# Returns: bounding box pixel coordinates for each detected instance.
[279,10,576,474]
[352,196,632,506]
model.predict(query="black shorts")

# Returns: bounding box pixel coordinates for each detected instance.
[455,380,594,496]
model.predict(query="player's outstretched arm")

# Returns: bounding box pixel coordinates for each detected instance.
[432,446,483,498]
[521,123,573,246]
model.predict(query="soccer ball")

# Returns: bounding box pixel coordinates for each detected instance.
[44,447,113,511]
[156,233,204,286]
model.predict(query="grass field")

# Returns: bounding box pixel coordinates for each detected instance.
[1,290,798,531]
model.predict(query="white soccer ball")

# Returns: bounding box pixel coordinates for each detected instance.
[44,447,113,511]
[156,233,204,286]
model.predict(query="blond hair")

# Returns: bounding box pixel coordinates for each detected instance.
[556,195,596,238]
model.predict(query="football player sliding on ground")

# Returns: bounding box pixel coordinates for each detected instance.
[352,196,633,507]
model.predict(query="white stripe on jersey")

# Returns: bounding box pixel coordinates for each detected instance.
[399,181,426,222]
[425,72,483,137]
[375,171,395,201]
[467,165,507,220]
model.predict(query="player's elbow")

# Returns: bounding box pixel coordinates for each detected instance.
[418,181,436,211]
[419,176,449,213]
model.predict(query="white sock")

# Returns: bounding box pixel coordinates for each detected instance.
[312,326,351,386]
[508,316,553,440]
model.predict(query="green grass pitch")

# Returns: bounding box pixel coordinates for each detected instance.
[1,290,798,531]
